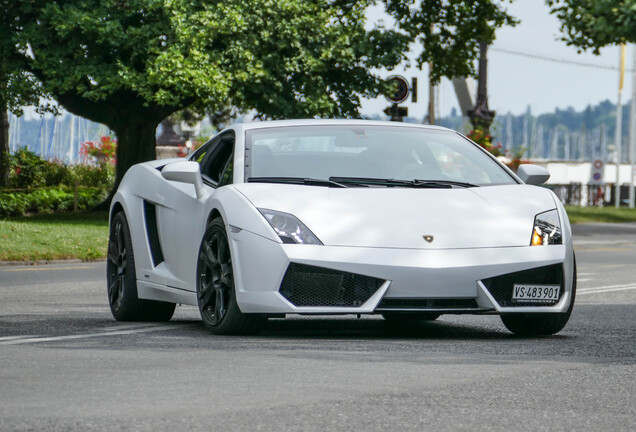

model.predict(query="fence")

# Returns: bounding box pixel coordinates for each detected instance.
[546,184,636,207]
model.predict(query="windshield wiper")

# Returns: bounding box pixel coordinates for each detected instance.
[247,177,348,188]
[329,176,451,188]
[414,179,479,188]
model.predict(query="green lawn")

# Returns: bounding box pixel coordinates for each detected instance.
[0,212,109,262]
[1,206,636,262]
[564,206,636,224]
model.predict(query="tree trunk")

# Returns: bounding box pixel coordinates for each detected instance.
[93,119,159,211]
[113,120,158,186]
[0,106,9,187]
[468,41,496,134]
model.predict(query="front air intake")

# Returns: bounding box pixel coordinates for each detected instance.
[279,263,384,307]
[481,263,564,307]
[376,298,480,310]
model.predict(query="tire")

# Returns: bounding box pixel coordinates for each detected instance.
[107,211,175,321]
[196,217,266,335]
[382,312,441,323]
[500,255,577,336]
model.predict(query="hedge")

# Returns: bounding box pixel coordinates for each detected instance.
[0,187,109,218]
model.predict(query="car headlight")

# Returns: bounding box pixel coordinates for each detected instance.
[531,209,562,246]
[259,209,322,245]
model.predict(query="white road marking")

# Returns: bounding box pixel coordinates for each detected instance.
[573,240,634,246]
[97,323,163,331]
[0,266,93,272]
[578,284,636,296]
[578,278,592,282]
[0,335,38,341]
[0,324,180,346]
[578,283,636,292]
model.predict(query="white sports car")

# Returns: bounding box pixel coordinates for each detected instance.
[107,120,576,335]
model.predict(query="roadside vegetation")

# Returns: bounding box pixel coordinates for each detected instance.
[0,147,113,218]
[564,206,636,224]
[0,212,108,262]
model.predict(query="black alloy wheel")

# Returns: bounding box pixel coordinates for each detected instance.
[107,217,127,314]
[198,223,233,326]
[197,217,265,334]
[107,211,175,322]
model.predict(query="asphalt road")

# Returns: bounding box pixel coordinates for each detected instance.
[0,224,634,431]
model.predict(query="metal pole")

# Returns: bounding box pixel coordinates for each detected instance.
[615,45,625,208]
[630,45,636,208]
[428,62,435,125]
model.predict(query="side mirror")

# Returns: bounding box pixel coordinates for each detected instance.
[161,161,203,199]
[517,164,550,185]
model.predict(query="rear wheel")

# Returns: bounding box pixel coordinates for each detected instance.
[501,256,577,336]
[196,217,265,335]
[107,211,175,321]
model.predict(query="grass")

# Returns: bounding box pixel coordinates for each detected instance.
[0,212,109,262]
[564,206,636,224]
[1,206,636,262]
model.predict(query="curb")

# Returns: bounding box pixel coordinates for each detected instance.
[0,259,106,267]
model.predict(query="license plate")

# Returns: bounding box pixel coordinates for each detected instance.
[512,284,560,303]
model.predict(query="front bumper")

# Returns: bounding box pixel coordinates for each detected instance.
[230,229,575,315]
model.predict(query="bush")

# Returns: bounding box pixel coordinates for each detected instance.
[67,163,114,188]
[9,147,48,188]
[6,147,114,189]
[0,187,109,218]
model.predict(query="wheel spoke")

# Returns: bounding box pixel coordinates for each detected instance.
[108,278,119,304]
[199,280,215,308]
[115,223,125,255]
[108,240,119,264]
[200,241,217,270]
[215,288,226,321]
[220,264,233,288]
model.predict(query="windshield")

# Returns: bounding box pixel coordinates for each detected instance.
[245,125,516,186]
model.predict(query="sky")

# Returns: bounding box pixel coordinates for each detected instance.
[361,0,627,119]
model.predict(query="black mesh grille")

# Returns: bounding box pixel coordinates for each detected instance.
[376,298,479,310]
[481,263,563,307]
[279,263,384,307]
[143,201,164,267]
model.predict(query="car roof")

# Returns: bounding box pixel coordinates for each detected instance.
[225,119,454,134]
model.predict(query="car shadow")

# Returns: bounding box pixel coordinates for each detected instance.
[169,316,571,342]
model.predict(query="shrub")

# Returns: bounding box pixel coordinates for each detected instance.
[66,163,115,188]
[0,187,109,218]
[6,147,115,189]
[9,147,48,188]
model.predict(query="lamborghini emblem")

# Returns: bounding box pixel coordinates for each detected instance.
[423,235,434,243]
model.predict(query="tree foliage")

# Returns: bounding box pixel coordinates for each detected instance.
[4,0,409,191]
[383,0,518,82]
[547,0,636,52]
[1,0,55,186]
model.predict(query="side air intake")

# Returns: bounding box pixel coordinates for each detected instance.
[143,201,164,267]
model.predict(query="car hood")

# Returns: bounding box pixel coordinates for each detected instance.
[233,184,558,249]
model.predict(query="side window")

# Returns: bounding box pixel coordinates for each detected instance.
[190,137,216,163]
[219,157,233,187]
[199,132,235,186]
